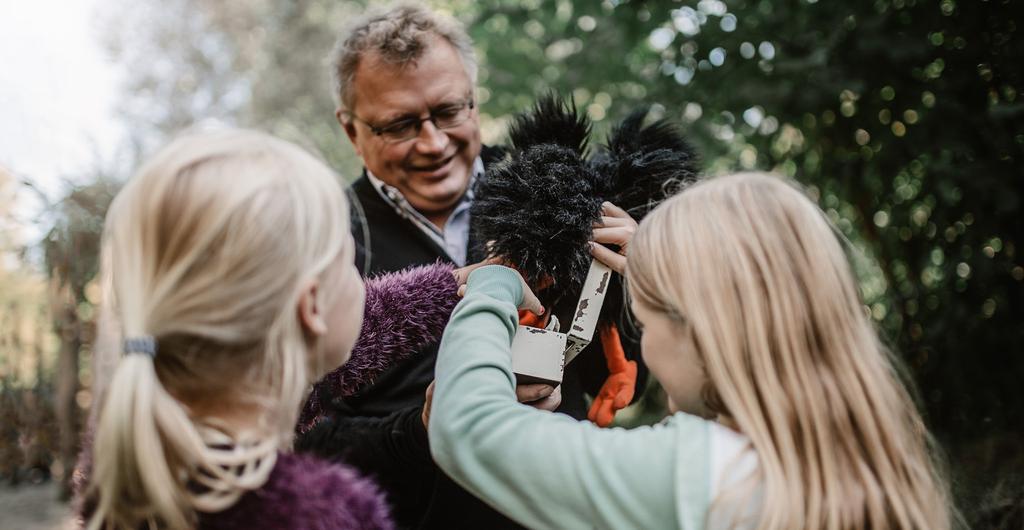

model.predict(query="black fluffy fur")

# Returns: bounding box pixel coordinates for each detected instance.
[472,96,700,316]
[472,93,602,308]
[508,93,591,155]
[472,145,602,308]
[590,105,700,219]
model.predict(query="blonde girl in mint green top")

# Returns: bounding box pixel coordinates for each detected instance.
[429,173,954,529]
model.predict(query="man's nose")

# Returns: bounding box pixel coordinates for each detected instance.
[414,120,449,154]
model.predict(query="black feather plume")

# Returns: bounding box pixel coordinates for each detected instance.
[472,98,700,318]
[590,106,700,220]
[471,144,603,308]
[508,92,591,155]
[607,105,694,155]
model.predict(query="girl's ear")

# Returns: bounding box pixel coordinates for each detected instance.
[297,280,328,336]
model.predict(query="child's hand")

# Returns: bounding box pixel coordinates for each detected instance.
[423,381,435,429]
[455,265,545,317]
[452,257,502,286]
[510,270,545,316]
[516,384,562,412]
[590,201,638,275]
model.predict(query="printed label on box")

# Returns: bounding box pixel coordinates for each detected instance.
[564,260,613,365]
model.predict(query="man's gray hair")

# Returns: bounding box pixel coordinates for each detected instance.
[330,3,478,109]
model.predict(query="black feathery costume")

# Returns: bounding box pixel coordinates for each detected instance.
[470,93,699,425]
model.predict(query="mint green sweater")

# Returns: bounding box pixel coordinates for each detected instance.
[429,266,758,530]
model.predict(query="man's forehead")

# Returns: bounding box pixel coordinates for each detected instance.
[361,85,471,121]
[350,41,472,118]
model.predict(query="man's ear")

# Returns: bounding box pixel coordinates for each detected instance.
[297,280,328,337]
[337,108,362,156]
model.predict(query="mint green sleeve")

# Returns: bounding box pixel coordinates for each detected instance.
[428,266,711,530]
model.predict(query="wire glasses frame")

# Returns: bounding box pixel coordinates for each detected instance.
[347,98,476,144]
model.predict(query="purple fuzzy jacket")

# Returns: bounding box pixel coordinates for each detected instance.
[76,263,460,530]
[199,452,392,530]
[298,262,460,432]
[76,451,392,530]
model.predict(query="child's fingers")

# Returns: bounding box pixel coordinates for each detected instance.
[593,215,633,229]
[589,242,627,275]
[592,226,635,247]
[422,381,436,428]
[519,286,545,316]
[515,383,554,403]
[508,268,545,315]
[526,386,562,411]
[601,201,634,221]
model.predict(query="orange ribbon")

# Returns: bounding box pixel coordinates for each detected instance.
[587,323,637,427]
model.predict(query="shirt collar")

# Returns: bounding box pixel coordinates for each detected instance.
[366,157,483,233]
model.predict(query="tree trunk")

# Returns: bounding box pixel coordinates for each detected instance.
[10,303,23,383]
[34,309,46,389]
[53,303,80,501]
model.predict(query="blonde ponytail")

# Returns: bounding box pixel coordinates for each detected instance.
[87,128,348,529]
[90,356,196,529]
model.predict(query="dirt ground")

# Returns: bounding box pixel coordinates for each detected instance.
[0,483,76,530]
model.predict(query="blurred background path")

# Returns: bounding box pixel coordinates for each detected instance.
[0,483,75,530]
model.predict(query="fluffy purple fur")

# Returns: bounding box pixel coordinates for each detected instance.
[298,262,459,432]
[323,262,459,396]
[75,436,392,530]
[200,453,393,530]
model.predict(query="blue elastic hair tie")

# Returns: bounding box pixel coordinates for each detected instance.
[123,336,157,357]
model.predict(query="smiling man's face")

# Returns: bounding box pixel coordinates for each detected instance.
[339,36,481,224]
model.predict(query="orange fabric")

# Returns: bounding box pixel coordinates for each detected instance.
[533,274,555,292]
[504,260,554,294]
[518,309,550,328]
[587,323,637,427]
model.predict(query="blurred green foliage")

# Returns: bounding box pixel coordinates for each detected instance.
[1,164,118,490]
[469,0,1024,435]
[0,171,61,485]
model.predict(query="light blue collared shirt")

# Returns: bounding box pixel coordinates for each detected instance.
[366,157,484,266]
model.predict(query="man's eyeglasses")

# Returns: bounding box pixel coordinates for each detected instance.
[348,99,475,144]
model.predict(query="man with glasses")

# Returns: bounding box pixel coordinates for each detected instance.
[335,10,489,275]
[303,4,646,529]
[301,5,534,529]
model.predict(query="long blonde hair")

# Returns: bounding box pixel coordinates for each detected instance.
[87,129,349,530]
[627,172,953,529]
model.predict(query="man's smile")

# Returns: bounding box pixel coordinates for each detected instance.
[409,154,456,178]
